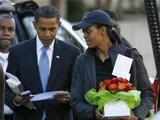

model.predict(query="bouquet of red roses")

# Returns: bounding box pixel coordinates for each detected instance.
[85,77,141,117]
[99,77,135,92]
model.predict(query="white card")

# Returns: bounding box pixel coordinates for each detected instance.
[112,54,133,80]
[104,101,130,117]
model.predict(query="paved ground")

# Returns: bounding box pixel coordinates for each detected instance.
[118,14,156,80]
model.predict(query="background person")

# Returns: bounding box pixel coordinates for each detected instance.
[0,13,16,120]
[0,14,15,73]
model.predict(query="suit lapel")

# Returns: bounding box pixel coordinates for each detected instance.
[47,40,63,90]
[28,39,43,93]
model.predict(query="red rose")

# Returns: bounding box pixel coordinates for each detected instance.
[99,77,135,92]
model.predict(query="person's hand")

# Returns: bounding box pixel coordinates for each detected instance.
[54,91,71,104]
[95,110,104,120]
[13,90,32,106]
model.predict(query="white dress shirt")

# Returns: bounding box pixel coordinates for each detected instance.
[0,52,8,73]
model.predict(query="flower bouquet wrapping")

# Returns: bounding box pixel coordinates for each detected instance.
[85,77,141,118]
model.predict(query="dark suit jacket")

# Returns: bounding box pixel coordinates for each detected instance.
[6,38,80,120]
[71,44,153,120]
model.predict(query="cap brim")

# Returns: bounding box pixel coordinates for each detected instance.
[72,21,91,30]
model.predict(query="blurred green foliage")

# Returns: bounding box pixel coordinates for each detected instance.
[67,0,87,22]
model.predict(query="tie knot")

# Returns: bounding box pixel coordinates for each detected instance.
[41,47,48,53]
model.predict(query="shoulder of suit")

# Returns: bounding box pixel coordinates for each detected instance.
[9,39,34,52]
[75,52,89,63]
[56,39,80,52]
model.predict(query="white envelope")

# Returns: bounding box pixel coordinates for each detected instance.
[112,54,133,80]
[31,91,69,102]
[104,101,130,117]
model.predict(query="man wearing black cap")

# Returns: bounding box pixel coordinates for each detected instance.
[71,9,153,120]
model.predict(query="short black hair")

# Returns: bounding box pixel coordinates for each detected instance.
[34,5,60,22]
[0,13,13,19]
[0,13,15,25]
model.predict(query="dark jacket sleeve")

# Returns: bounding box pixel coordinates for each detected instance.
[5,48,21,111]
[128,48,153,119]
[71,56,96,120]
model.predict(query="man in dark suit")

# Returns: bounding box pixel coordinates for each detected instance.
[5,5,80,120]
[0,13,15,120]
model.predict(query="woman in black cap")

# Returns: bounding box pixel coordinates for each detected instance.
[71,9,153,120]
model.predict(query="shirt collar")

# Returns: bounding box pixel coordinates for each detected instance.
[0,52,9,61]
[36,36,55,52]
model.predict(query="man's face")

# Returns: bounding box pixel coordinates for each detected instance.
[34,17,60,47]
[83,25,104,48]
[0,18,15,50]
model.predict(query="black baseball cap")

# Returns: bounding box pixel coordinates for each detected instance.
[72,9,113,30]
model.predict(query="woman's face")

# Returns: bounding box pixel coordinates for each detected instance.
[83,25,104,48]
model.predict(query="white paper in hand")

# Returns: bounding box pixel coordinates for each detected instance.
[31,91,69,102]
[112,54,133,80]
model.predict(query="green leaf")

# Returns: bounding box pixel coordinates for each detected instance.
[85,89,141,111]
